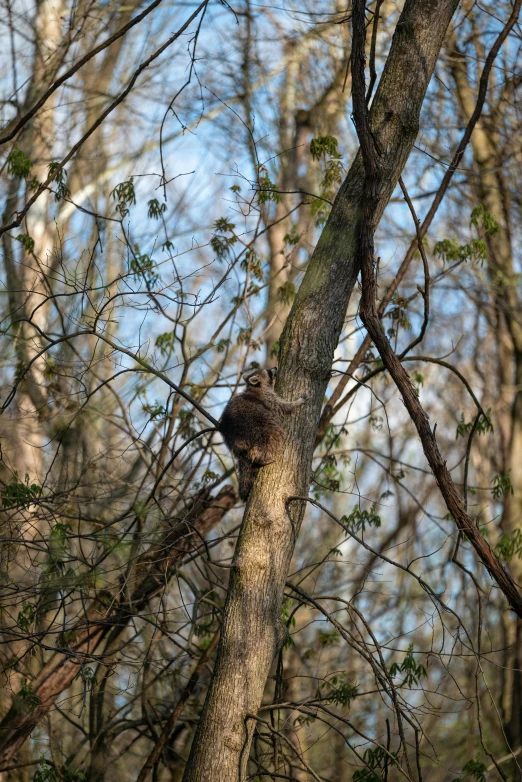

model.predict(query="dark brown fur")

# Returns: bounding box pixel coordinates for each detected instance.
[219,367,307,500]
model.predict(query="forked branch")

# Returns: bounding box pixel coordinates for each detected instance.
[351,0,522,618]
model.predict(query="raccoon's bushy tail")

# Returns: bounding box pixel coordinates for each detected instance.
[237,457,259,501]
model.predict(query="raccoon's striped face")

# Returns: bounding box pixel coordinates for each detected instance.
[244,367,277,388]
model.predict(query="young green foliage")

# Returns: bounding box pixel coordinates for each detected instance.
[48,162,70,201]
[155,331,175,356]
[434,237,488,266]
[34,759,86,782]
[319,672,358,708]
[495,528,522,563]
[17,600,36,631]
[18,679,42,712]
[491,470,513,499]
[130,249,160,287]
[452,757,487,782]
[470,204,499,235]
[309,135,344,226]
[111,178,136,217]
[256,170,282,204]
[352,746,397,781]
[7,144,32,178]
[389,644,427,689]
[147,198,167,220]
[456,410,493,440]
[341,503,381,534]
[211,218,237,260]
[16,233,35,252]
[1,474,42,509]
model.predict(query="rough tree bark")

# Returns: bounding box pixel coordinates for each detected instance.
[182,2,461,780]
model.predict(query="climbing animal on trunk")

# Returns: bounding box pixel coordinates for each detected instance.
[219,367,308,500]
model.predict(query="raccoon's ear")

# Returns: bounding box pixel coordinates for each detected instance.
[268,367,278,382]
[248,375,260,386]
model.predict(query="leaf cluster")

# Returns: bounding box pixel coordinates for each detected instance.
[352,746,397,781]
[389,644,427,689]
[1,474,42,509]
[111,178,136,217]
[341,503,381,534]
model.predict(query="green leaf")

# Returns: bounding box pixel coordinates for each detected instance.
[434,237,488,266]
[1,475,42,509]
[18,679,42,712]
[389,644,427,689]
[111,178,136,217]
[452,757,487,782]
[16,233,35,252]
[142,400,166,420]
[277,281,296,305]
[341,503,381,534]
[33,759,57,782]
[313,452,343,498]
[48,162,70,201]
[241,248,264,280]
[491,470,513,499]
[237,326,252,345]
[257,172,282,204]
[310,135,341,160]
[155,331,175,356]
[17,601,36,630]
[283,223,299,246]
[130,250,160,287]
[320,672,358,707]
[495,528,522,563]
[7,145,32,178]
[352,746,397,781]
[470,204,499,236]
[456,410,493,440]
[211,227,237,260]
[147,198,167,220]
[216,338,230,353]
[309,136,344,226]
[213,217,236,232]
[33,758,86,782]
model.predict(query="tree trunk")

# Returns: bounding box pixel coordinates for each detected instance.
[181,2,460,779]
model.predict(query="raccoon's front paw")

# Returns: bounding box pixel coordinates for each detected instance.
[248,446,276,466]
[296,395,310,405]
[255,457,276,467]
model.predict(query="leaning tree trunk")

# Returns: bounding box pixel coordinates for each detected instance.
[181,2,461,779]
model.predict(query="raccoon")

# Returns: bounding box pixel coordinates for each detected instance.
[219,367,308,500]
